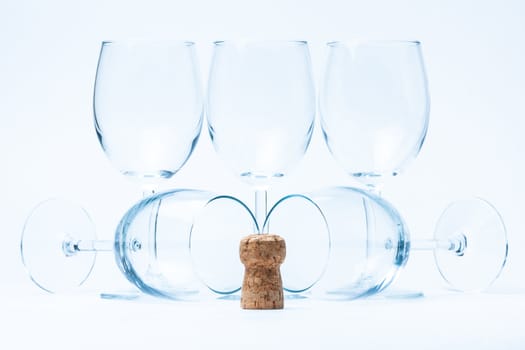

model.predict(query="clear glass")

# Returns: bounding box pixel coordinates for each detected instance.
[432,198,508,292]
[93,40,203,185]
[263,194,330,293]
[320,41,430,190]
[21,199,98,293]
[271,187,409,299]
[269,187,508,300]
[207,41,316,229]
[20,190,257,299]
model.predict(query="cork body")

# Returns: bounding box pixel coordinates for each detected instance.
[239,234,286,309]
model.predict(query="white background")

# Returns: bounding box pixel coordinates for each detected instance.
[1,0,525,348]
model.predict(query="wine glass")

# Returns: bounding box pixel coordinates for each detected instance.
[206,41,319,294]
[267,187,508,300]
[207,40,316,230]
[320,40,429,286]
[93,40,203,194]
[93,40,203,280]
[320,40,430,192]
[20,190,257,299]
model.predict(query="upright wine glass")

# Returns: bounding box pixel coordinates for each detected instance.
[320,40,430,192]
[206,41,320,294]
[93,40,203,279]
[93,40,203,194]
[320,40,430,279]
[207,41,316,230]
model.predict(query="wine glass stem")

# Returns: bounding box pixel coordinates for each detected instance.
[410,235,467,255]
[63,239,113,255]
[255,189,268,233]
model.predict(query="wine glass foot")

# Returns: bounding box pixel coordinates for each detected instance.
[433,198,508,292]
[21,199,97,293]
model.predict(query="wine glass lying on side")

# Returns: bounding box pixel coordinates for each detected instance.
[20,189,257,299]
[266,186,508,300]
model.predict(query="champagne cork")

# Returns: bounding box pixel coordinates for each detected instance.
[239,234,286,309]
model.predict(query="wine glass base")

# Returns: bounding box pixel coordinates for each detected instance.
[21,199,97,293]
[433,198,508,292]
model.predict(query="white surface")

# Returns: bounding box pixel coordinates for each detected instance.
[2,291,525,349]
[2,0,525,347]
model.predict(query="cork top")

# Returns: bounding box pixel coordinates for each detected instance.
[239,234,286,267]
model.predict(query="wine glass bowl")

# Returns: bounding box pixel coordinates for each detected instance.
[93,40,203,184]
[116,190,257,298]
[207,41,316,188]
[271,187,410,300]
[320,40,430,190]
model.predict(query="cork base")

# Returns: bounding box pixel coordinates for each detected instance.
[239,234,286,309]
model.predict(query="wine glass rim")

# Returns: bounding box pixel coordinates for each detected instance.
[213,40,308,46]
[327,40,421,47]
[102,39,195,46]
